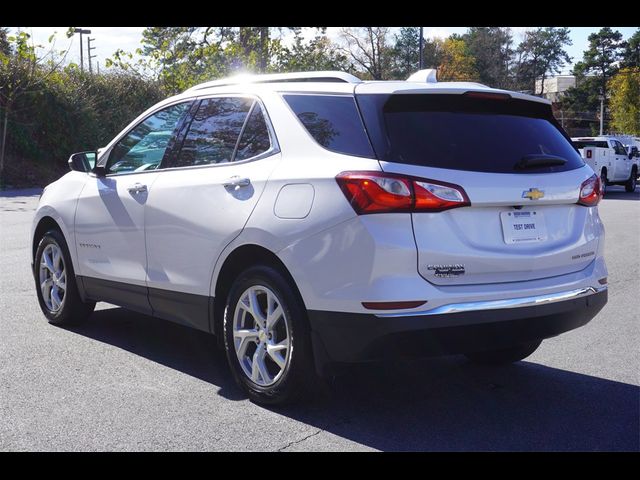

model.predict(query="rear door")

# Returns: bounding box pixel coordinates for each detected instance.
[357,91,600,286]
[144,96,280,329]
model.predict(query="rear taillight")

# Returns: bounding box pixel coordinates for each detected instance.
[336,171,470,214]
[586,150,592,159]
[577,174,601,206]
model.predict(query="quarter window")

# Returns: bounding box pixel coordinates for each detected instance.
[283,94,374,158]
[174,97,253,167]
[106,102,190,175]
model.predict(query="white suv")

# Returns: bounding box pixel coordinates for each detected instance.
[31,70,608,404]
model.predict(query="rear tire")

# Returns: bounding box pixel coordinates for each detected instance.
[223,265,316,405]
[625,167,637,192]
[34,230,95,326]
[600,170,608,196]
[464,340,542,365]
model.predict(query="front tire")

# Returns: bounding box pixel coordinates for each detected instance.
[625,167,637,192]
[464,340,542,365]
[223,265,316,405]
[34,230,95,326]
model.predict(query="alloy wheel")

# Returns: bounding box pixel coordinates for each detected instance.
[232,285,291,387]
[39,243,66,313]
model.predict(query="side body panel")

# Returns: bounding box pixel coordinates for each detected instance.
[74,172,160,287]
[31,172,89,270]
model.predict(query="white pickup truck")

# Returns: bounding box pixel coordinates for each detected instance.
[572,136,638,193]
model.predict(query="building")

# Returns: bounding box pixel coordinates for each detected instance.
[535,75,576,102]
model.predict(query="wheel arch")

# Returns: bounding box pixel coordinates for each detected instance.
[211,244,305,338]
[32,216,64,264]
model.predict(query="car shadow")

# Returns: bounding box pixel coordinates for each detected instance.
[602,186,640,201]
[68,306,639,451]
[0,188,43,198]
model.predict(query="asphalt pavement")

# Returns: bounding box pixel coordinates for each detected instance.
[0,186,638,451]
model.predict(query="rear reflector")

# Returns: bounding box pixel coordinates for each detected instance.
[362,301,427,310]
[336,171,470,214]
[577,174,602,207]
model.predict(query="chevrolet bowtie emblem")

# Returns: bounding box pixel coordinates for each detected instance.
[522,188,545,200]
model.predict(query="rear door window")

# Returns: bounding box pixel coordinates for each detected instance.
[235,103,272,161]
[173,97,253,167]
[357,93,585,174]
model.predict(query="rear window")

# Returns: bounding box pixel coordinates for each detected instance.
[357,94,585,174]
[283,94,374,158]
[573,141,609,149]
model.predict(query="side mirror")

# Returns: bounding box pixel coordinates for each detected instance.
[68,151,97,173]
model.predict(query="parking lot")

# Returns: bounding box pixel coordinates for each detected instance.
[0,186,638,451]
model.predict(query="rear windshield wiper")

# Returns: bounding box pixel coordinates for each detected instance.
[514,154,567,170]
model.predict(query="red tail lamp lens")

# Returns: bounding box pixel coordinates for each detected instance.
[336,172,470,214]
[577,174,601,207]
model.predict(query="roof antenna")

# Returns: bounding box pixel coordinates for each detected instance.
[407,69,438,83]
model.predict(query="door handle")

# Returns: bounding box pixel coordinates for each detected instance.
[127,183,148,194]
[223,176,251,188]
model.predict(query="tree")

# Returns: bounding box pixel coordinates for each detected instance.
[339,27,393,80]
[515,27,572,95]
[574,27,624,101]
[270,30,349,73]
[608,67,640,135]
[558,75,602,135]
[463,27,513,88]
[437,37,478,82]
[621,28,640,68]
[0,30,70,183]
[107,27,326,94]
[390,27,420,79]
[0,28,10,56]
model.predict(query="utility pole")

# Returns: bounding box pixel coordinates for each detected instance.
[419,26,424,69]
[73,28,91,72]
[599,93,604,135]
[87,36,96,74]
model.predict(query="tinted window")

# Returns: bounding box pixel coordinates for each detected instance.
[284,94,374,158]
[573,141,609,149]
[613,141,627,155]
[107,102,190,175]
[357,94,585,174]
[175,97,252,167]
[235,103,272,161]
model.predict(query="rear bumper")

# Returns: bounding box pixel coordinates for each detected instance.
[308,287,607,370]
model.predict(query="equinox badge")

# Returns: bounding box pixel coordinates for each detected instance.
[522,188,545,200]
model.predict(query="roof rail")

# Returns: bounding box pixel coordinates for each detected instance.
[184,71,362,93]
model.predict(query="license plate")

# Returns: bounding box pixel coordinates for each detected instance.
[500,210,548,244]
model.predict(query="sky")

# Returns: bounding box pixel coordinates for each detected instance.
[10,26,639,75]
